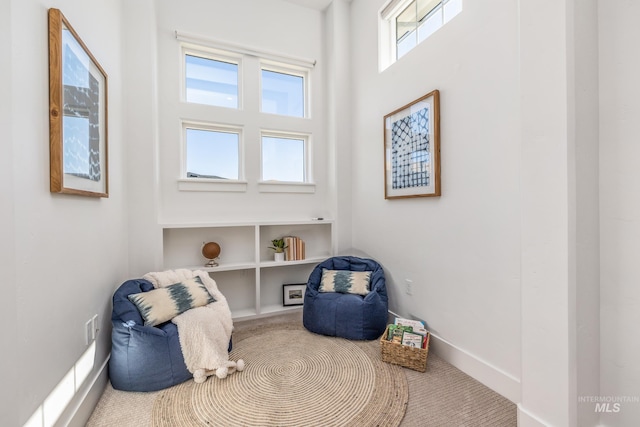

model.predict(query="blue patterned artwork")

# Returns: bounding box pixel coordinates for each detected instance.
[391,106,430,189]
[49,8,108,197]
[62,29,101,182]
[384,90,440,199]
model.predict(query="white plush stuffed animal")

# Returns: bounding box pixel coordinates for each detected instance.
[193,359,245,383]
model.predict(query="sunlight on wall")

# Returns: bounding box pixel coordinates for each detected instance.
[23,342,96,427]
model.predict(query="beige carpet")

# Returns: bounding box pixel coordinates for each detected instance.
[87,311,517,427]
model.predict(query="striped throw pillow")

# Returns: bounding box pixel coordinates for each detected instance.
[319,269,372,296]
[127,276,216,326]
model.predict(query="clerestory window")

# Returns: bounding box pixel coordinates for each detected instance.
[379,0,462,70]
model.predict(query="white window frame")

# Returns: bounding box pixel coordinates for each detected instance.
[175,32,316,193]
[260,60,310,119]
[379,0,462,71]
[178,121,247,192]
[258,130,314,193]
[181,45,243,110]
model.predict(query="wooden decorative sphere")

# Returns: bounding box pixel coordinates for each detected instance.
[202,242,221,260]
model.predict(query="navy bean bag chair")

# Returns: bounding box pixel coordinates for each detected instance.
[303,256,388,340]
[109,278,231,392]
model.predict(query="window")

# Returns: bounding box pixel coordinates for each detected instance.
[185,53,239,108]
[261,133,308,182]
[176,33,316,192]
[261,67,306,118]
[379,0,462,69]
[184,124,241,180]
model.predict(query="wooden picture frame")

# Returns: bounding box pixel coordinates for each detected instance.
[384,90,440,199]
[48,8,109,197]
[283,283,306,306]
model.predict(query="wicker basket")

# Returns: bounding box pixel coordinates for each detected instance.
[380,325,430,372]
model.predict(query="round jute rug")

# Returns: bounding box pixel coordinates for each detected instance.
[151,322,408,426]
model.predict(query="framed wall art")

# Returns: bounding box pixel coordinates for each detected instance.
[48,8,109,197]
[384,90,440,199]
[282,283,306,306]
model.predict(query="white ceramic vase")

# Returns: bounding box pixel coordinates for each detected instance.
[274,252,285,262]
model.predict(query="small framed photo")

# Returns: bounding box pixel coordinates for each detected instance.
[283,283,306,306]
[384,90,440,199]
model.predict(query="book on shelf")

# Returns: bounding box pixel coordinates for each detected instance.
[284,236,306,261]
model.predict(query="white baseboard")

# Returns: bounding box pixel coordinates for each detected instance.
[388,309,521,403]
[58,356,110,427]
[517,403,551,426]
[428,332,521,404]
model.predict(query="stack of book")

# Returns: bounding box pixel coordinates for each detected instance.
[284,236,305,261]
[386,317,428,349]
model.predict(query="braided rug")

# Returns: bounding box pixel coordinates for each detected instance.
[151,322,408,426]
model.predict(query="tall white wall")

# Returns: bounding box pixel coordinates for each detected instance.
[123,0,334,277]
[123,0,163,277]
[0,0,18,424]
[325,0,353,254]
[349,0,521,400]
[599,1,640,425]
[153,0,330,225]
[574,1,600,425]
[518,0,578,424]
[7,0,129,425]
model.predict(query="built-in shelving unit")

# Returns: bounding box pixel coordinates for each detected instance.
[161,220,333,319]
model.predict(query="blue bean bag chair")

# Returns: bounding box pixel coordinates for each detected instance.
[303,256,388,340]
[109,278,231,392]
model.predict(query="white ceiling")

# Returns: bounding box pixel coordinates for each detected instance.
[282,0,352,11]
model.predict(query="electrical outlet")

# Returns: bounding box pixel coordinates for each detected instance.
[85,319,93,345]
[405,279,413,296]
[85,314,99,345]
[92,314,99,340]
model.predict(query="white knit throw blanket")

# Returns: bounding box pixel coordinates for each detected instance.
[143,269,236,381]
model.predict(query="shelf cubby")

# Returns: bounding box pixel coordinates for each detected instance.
[161,220,333,319]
